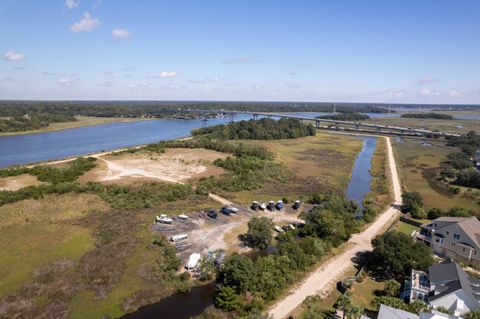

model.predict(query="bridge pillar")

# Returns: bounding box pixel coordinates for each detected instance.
[253,114,258,120]
[315,120,320,128]
[335,123,339,131]
[401,130,405,135]
[355,124,359,131]
[376,127,381,134]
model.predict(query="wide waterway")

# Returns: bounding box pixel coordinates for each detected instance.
[0,113,379,318]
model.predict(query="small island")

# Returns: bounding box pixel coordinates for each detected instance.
[401,112,453,120]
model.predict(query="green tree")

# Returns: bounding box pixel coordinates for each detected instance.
[214,285,243,311]
[383,279,401,297]
[244,217,274,250]
[401,192,424,215]
[218,254,255,294]
[371,231,433,277]
[336,294,352,319]
[464,310,480,319]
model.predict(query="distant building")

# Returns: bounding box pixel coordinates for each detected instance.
[404,262,480,316]
[416,217,480,266]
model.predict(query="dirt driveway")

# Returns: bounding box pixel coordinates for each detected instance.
[268,136,402,319]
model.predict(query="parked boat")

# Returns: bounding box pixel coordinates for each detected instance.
[274,225,285,233]
[156,214,173,224]
[251,201,259,210]
[185,253,201,270]
[259,202,267,210]
[177,214,189,220]
[207,210,218,219]
[170,234,188,242]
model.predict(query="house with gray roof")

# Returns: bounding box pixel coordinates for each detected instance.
[417,217,480,266]
[362,304,461,319]
[405,262,480,316]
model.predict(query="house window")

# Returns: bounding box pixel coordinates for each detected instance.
[474,250,478,255]
[433,223,437,228]
[446,231,449,235]
[462,247,466,252]
[435,238,444,245]
[451,242,456,246]
[453,234,460,240]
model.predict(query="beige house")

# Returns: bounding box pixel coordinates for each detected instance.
[417,217,480,266]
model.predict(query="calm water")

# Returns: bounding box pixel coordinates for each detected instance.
[345,136,377,212]
[121,283,215,319]
[0,115,252,168]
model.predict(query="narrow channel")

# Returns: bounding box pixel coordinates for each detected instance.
[345,136,377,213]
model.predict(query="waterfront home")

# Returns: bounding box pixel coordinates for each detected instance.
[416,217,480,267]
[404,262,480,316]
[361,304,461,319]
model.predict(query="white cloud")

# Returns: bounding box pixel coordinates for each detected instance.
[58,78,77,86]
[65,0,79,10]
[223,56,260,64]
[295,62,309,68]
[448,90,463,97]
[3,51,25,61]
[419,88,440,96]
[417,76,440,85]
[70,12,100,32]
[189,76,222,84]
[159,71,177,78]
[112,28,132,39]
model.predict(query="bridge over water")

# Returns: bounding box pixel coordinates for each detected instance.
[187,109,460,139]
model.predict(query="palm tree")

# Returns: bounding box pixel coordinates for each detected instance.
[336,294,352,319]
[464,310,480,319]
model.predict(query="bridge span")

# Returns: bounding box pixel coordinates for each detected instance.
[188,109,460,139]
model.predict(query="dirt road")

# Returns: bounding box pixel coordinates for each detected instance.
[268,136,402,319]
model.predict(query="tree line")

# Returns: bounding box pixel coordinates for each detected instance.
[317,113,371,121]
[0,114,76,133]
[192,118,316,140]
[401,112,453,120]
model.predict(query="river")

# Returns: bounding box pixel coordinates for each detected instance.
[1,114,379,318]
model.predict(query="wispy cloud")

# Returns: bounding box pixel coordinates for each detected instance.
[416,76,440,85]
[222,56,261,64]
[448,89,463,97]
[419,88,440,96]
[97,81,114,87]
[70,12,100,32]
[65,0,79,10]
[189,76,223,84]
[3,51,25,61]
[150,71,177,78]
[58,78,77,86]
[112,28,132,39]
[295,62,309,68]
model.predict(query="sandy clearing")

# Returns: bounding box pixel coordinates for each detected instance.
[79,148,227,184]
[268,136,402,319]
[0,174,44,191]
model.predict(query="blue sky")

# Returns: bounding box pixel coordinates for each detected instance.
[1,0,479,103]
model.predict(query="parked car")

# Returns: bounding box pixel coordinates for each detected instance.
[226,205,239,213]
[221,206,231,216]
[276,200,284,210]
[292,200,301,210]
[207,210,218,219]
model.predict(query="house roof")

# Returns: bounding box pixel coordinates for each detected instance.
[377,304,419,319]
[428,262,480,308]
[422,217,480,248]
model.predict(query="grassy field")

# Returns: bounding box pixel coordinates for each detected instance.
[366,117,479,135]
[227,132,364,204]
[0,194,109,298]
[363,137,393,215]
[0,116,145,137]
[349,275,385,312]
[392,137,480,211]
[395,220,420,236]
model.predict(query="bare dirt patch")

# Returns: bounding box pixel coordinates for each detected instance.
[79,148,227,185]
[0,174,44,191]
